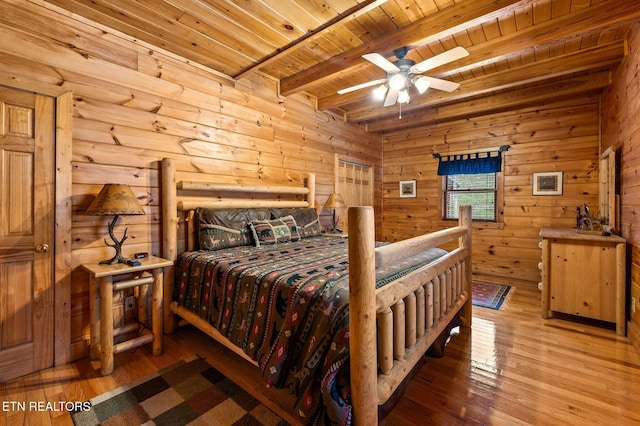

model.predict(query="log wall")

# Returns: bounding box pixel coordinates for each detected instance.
[381,96,601,283]
[602,21,640,351]
[0,0,381,360]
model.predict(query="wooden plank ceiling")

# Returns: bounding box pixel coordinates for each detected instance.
[45,0,638,132]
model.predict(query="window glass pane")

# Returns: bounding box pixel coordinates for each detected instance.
[445,192,495,220]
[444,173,496,221]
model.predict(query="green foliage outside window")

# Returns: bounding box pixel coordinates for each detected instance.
[443,173,497,221]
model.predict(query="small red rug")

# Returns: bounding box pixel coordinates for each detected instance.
[472,281,513,310]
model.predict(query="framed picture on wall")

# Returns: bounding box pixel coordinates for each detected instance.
[399,180,416,198]
[533,171,563,195]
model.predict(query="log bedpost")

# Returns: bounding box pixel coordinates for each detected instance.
[161,158,178,333]
[348,206,377,425]
[307,172,315,210]
[459,204,473,327]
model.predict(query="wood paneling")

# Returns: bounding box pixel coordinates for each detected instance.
[382,96,600,283]
[602,21,640,351]
[0,0,381,361]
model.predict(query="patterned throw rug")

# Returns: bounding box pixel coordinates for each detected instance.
[472,281,513,310]
[71,355,287,426]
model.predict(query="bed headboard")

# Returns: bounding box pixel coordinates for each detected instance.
[161,157,316,261]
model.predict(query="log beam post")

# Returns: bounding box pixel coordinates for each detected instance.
[459,204,473,327]
[348,206,377,425]
[161,158,178,333]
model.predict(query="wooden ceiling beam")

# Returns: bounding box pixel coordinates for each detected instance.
[279,0,531,96]
[318,0,640,111]
[345,40,624,123]
[365,71,611,133]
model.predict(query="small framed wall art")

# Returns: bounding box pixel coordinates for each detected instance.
[399,180,417,198]
[533,171,563,195]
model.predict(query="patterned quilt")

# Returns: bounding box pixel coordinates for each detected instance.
[174,236,446,425]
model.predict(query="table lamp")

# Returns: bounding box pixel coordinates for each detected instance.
[86,183,145,265]
[323,193,346,233]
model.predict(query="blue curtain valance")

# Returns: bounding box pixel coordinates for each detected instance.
[434,145,509,175]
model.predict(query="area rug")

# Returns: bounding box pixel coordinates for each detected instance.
[472,281,513,310]
[71,354,287,426]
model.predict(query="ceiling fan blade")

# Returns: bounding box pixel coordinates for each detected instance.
[337,78,387,94]
[363,53,400,73]
[383,88,399,106]
[414,75,460,92]
[409,46,469,74]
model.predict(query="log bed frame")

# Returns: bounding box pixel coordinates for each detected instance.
[160,158,472,425]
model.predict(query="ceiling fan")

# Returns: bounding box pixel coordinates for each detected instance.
[337,46,469,107]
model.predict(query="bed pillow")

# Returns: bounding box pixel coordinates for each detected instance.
[270,207,322,238]
[278,215,301,242]
[196,208,271,250]
[249,215,300,247]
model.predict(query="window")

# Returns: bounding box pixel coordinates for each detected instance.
[443,172,497,221]
[435,146,508,223]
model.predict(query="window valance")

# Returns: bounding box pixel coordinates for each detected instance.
[433,145,509,176]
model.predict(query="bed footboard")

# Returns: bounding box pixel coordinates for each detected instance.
[348,205,472,425]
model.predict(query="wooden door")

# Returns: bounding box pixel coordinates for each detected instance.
[335,155,374,234]
[0,87,54,381]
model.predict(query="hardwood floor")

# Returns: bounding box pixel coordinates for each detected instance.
[3,276,640,425]
[382,276,640,425]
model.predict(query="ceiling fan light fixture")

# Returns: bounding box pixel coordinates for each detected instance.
[340,46,467,106]
[388,73,406,90]
[397,89,410,104]
[373,84,388,100]
[414,77,430,94]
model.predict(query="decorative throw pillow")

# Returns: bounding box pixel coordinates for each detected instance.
[277,215,301,242]
[249,216,299,247]
[196,208,271,250]
[270,208,322,238]
[301,218,322,238]
[198,224,248,251]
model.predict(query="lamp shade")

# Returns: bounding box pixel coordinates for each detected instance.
[323,193,346,210]
[397,89,410,104]
[414,76,431,94]
[86,184,145,216]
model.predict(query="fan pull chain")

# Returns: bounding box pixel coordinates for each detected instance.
[398,102,402,119]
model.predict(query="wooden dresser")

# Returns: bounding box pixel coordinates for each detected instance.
[539,227,626,336]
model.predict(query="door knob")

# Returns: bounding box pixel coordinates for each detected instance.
[35,244,49,253]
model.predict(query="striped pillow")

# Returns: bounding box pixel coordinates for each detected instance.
[249,216,300,247]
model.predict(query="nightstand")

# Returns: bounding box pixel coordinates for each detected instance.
[82,255,173,375]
